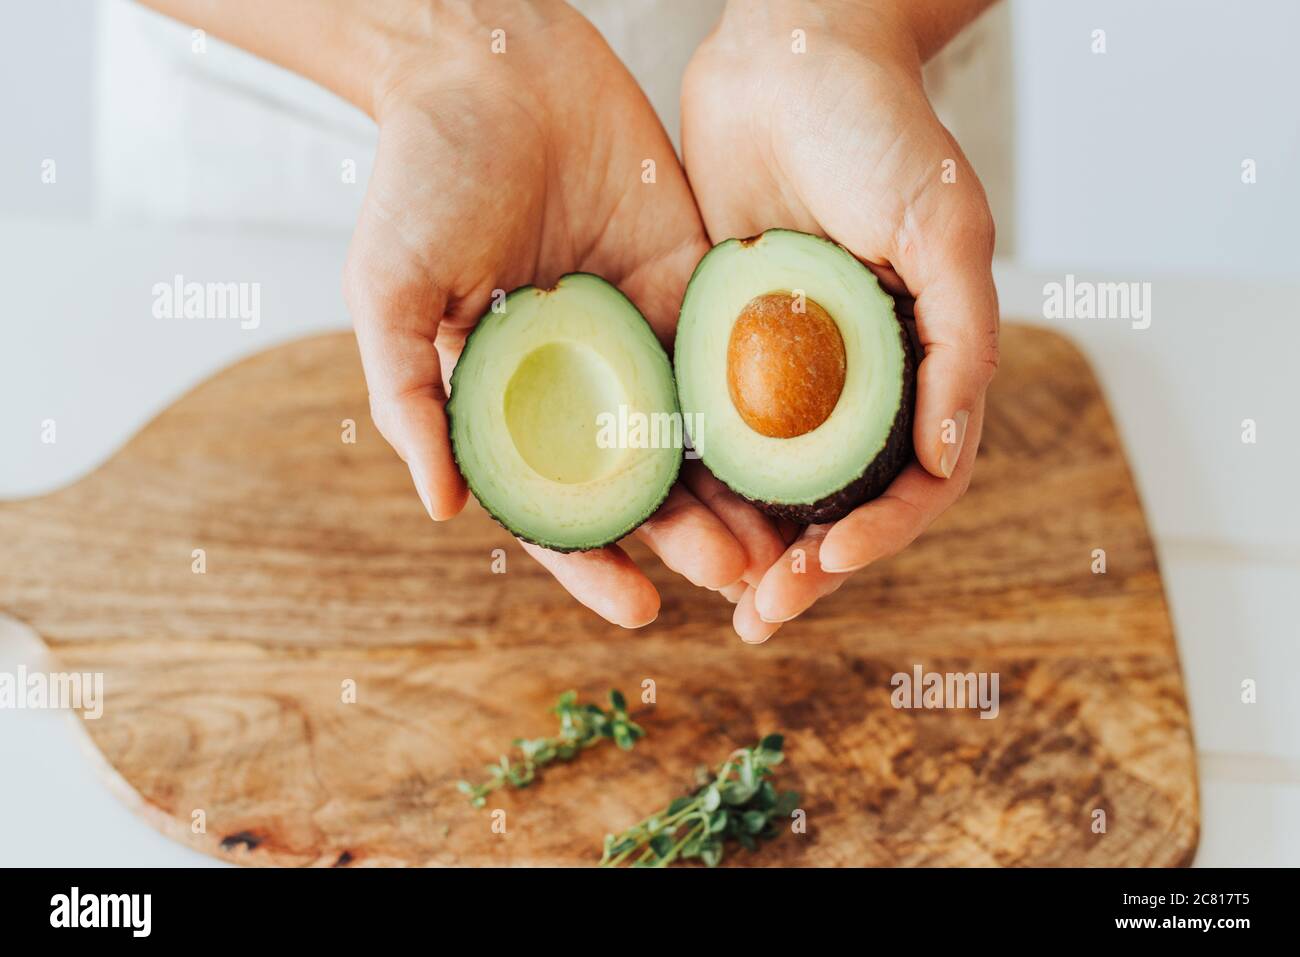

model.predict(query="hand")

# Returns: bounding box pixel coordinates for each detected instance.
[682,0,1000,641]
[343,1,755,627]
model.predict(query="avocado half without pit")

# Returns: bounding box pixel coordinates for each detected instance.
[675,229,916,524]
[448,273,681,551]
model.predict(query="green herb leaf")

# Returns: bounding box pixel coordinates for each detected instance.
[739,751,756,788]
[701,785,722,812]
[600,734,798,867]
[722,781,757,805]
[461,689,644,807]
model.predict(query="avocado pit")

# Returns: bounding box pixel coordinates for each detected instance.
[726,291,846,438]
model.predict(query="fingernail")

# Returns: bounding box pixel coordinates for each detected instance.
[819,561,865,574]
[405,465,436,520]
[940,409,970,478]
[755,590,798,624]
[625,609,659,629]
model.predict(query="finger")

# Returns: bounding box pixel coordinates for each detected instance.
[342,130,471,522]
[894,186,999,480]
[351,319,469,522]
[733,585,782,644]
[680,462,787,587]
[819,401,985,574]
[635,485,749,590]
[718,581,747,604]
[819,119,999,482]
[753,525,850,625]
[519,541,660,629]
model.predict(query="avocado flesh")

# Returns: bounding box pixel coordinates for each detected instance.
[448,274,682,551]
[675,229,915,524]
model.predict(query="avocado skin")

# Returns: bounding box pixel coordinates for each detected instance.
[446,274,682,553]
[737,313,916,525]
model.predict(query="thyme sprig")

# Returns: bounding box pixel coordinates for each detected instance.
[600,734,799,867]
[458,690,644,808]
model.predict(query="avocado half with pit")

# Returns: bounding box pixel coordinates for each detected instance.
[675,229,915,524]
[448,273,681,551]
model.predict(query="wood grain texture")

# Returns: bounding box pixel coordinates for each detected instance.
[0,326,1198,866]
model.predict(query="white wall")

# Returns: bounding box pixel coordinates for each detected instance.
[1014,0,1300,281]
[8,0,1300,284]
[0,0,96,219]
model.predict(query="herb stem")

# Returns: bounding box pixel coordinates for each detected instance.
[458,689,644,808]
[661,821,705,867]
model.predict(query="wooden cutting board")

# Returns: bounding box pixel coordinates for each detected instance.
[0,326,1198,866]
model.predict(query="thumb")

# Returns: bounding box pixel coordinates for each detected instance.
[808,108,1001,482]
[342,136,469,520]
[895,193,1000,480]
[344,257,468,521]
[343,118,488,522]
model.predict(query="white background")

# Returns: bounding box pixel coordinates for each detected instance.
[1,0,1297,866]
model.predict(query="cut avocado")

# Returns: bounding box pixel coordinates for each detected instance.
[448,273,682,551]
[675,229,915,524]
